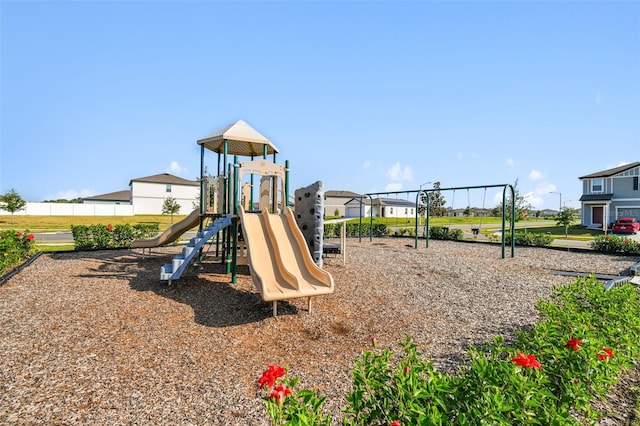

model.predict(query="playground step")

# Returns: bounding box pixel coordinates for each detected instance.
[159,215,232,282]
[160,263,173,280]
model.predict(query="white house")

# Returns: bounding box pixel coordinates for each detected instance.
[344,197,416,219]
[83,173,199,215]
[129,173,199,215]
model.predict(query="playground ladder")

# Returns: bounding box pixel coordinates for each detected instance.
[160,215,232,283]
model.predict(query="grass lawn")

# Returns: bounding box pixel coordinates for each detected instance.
[0,214,190,233]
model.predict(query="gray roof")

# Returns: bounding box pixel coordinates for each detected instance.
[129,173,198,186]
[579,162,640,179]
[84,190,131,202]
[346,197,415,207]
[325,190,361,198]
[579,194,613,202]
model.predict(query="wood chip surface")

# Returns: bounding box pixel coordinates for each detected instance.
[1,239,638,425]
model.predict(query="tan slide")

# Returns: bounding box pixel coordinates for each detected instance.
[239,206,334,313]
[131,209,201,249]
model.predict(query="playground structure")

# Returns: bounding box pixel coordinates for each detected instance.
[130,120,334,316]
[357,184,516,258]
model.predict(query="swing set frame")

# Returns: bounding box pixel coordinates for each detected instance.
[358,183,516,258]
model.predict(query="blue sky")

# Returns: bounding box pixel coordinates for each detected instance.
[1,0,639,211]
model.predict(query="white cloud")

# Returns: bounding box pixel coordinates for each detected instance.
[534,183,556,195]
[522,191,543,209]
[386,162,413,182]
[363,160,371,169]
[505,158,514,167]
[385,182,403,192]
[528,169,543,181]
[167,161,188,175]
[49,189,96,200]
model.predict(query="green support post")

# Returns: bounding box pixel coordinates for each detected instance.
[285,160,290,208]
[225,162,232,274]
[231,157,239,283]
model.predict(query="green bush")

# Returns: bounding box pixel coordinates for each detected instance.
[323,223,388,238]
[0,230,36,276]
[71,223,159,250]
[257,276,640,425]
[505,231,554,247]
[429,226,463,241]
[591,234,640,254]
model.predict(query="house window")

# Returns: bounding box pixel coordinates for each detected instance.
[591,178,603,193]
[405,208,408,215]
[389,207,393,215]
[166,184,172,193]
[634,176,639,191]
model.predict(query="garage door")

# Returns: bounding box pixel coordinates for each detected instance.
[618,208,640,220]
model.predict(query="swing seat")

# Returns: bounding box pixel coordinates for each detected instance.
[323,244,341,255]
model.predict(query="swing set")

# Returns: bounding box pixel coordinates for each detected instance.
[358,183,516,258]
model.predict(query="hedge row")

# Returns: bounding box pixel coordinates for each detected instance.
[71,223,159,250]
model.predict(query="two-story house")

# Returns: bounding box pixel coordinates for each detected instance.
[578,162,640,229]
[129,173,199,215]
[84,173,199,215]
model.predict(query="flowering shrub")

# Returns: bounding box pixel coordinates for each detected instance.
[0,230,36,276]
[258,276,640,424]
[591,234,640,254]
[258,365,331,426]
[71,223,159,250]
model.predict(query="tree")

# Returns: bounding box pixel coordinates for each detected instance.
[556,207,580,238]
[493,179,532,222]
[419,181,447,217]
[162,196,181,223]
[0,188,26,224]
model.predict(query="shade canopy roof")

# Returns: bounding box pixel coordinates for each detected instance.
[197,120,279,156]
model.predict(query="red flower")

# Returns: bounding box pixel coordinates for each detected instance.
[510,351,542,369]
[370,335,377,349]
[390,421,401,426]
[598,348,614,360]
[258,365,286,389]
[605,235,611,241]
[403,365,410,375]
[16,232,22,237]
[268,383,292,405]
[107,225,113,231]
[565,338,583,351]
[27,234,34,241]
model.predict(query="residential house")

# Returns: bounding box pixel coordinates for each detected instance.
[85,173,200,215]
[324,190,361,217]
[344,197,416,219]
[578,162,640,228]
[130,173,199,215]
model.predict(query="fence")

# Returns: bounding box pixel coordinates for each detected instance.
[0,202,135,216]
